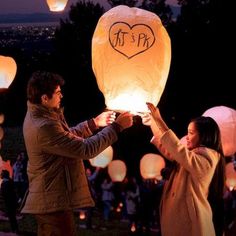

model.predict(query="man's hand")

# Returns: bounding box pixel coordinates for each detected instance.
[94,111,116,127]
[115,112,134,130]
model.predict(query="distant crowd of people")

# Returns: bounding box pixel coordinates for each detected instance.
[76,166,165,234]
[1,153,236,235]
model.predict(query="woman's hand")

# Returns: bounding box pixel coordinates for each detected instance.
[140,112,161,134]
[146,102,169,134]
[146,102,162,121]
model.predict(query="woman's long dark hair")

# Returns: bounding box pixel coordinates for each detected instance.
[192,116,225,197]
[192,116,225,236]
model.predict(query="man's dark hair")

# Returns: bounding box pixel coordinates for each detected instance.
[27,71,65,104]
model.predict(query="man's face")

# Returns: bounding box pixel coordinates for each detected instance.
[43,86,63,109]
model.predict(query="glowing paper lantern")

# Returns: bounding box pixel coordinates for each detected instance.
[46,0,68,12]
[92,5,171,113]
[79,210,86,220]
[116,206,121,212]
[131,223,136,232]
[89,146,113,168]
[0,127,4,140]
[0,114,4,124]
[202,106,236,156]
[225,162,236,191]
[108,160,127,182]
[140,153,165,179]
[0,55,17,90]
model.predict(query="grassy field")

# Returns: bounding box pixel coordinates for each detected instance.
[0,208,133,236]
[0,197,159,236]
[0,209,161,236]
[1,206,236,236]
[0,214,132,236]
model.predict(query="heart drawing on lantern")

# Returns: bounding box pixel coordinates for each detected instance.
[109,22,155,59]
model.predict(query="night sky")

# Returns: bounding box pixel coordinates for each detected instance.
[0,0,178,14]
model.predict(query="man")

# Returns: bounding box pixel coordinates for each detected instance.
[21,71,133,235]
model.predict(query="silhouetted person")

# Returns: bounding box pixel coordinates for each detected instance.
[1,169,19,234]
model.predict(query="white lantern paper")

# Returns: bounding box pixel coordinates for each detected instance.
[46,0,68,12]
[225,162,236,191]
[202,106,236,156]
[0,55,17,89]
[108,160,127,182]
[89,146,113,168]
[92,5,171,113]
[140,153,165,179]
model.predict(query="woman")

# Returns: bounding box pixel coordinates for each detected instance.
[142,102,225,236]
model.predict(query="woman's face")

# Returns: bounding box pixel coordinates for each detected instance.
[186,121,200,150]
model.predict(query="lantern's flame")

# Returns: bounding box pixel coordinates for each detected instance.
[106,92,150,114]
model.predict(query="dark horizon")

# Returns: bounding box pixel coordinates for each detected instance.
[0,12,68,24]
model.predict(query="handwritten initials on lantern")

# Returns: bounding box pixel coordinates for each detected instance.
[109,22,155,59]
